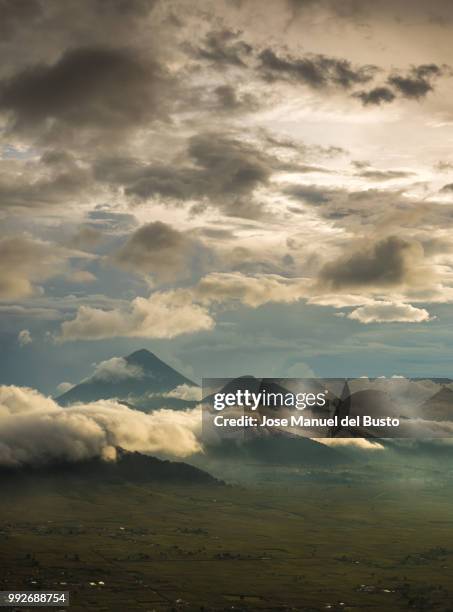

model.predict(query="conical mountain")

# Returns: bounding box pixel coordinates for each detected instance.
[419,385,453,422]
[56,349,197,407]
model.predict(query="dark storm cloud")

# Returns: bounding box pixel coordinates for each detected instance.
[258,48,378,89]
[185,29,253,68]
[262,133,303,151]
[0,0,157,50]
[285,183,453,244]
[387,64,444,100]
[0,0,42,39]
[0,46,165,136]
[188,133,270,190]
[112,221,202,282]
[94,157,197,200]
[94,133,276,217]
[263,132,347,158]
[215,85,240,109]
[357,170,415,181]
[188,28,449,107]
[285,185,385,215]
[213,84,258,113]
[285,185,331,204]
[351,65,447,106]
[0,155,90,210]
[319,236,423,290]
[354,86,396,106]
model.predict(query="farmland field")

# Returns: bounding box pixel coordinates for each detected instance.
[1,464,453,611]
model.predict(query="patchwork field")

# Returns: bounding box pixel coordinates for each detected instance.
[1,466,453,611]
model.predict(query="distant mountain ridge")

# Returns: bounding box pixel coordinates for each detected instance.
[202,377,348,466]
[56,349,197,407]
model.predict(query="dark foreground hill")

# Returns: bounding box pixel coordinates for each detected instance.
[56,349,197,407]
[0,449,222,487]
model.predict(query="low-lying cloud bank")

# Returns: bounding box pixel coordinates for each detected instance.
[6,384,453,470]
[0,386,202,468]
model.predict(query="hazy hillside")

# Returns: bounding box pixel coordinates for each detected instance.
[203,433,348,467]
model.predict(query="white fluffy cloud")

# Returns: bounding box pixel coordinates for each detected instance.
[0,385,202,467]
[58,272,311,341]
[57,268,439,342]
[59,290,215,341]
[347,301,432,324]
[56,382,74,394]
[90,357,144,382]
[17,329,32,346]
[193,272,310,307]
[164,384,202,402]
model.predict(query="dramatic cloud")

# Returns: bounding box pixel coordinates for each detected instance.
[113,221,204,282]
[187,133,270,196]
[258,48,377,89]
[59,290,214,341]
[357,169,414,181]
[57,257,447,341]
[354,65,446,106]
[354,86,395,106]
[58,272,312,341]
[0,385,201,466]
[285,184,333,204]
[213,84,252,112]
[3,0,453,394]
[347,301,432,324]
[0,0,42,39]
[95,133,275,217]
[318,236,425,290]
[387,64,444,100]
[0,153,91,210]
[0,46,165,140]
[186,29,253,68]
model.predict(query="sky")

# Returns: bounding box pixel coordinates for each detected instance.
[2,0,453,393]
